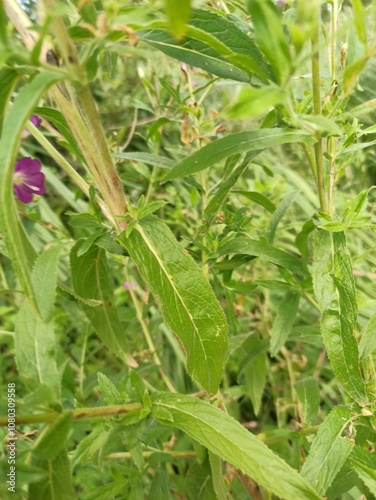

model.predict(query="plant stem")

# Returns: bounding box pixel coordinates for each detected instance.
[311,10,327,213]
[0,403,142,427]
[105,450,197,460]
[328,0,339,215]
[25,121,114,223]
[125,263,177,393]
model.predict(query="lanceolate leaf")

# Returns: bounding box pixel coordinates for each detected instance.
[358,312,376,359]
[0,72,60,310]
[31,245,62,322]
[301,406,354,496]
[70,241,135,365]
[270,292,300,354]
[247,0,291,83]
[139,9,270,83]
[164,129,314,181]
[118,216,228,393]
[219,236,310,280]
[152,392,320,500]
[294,377,320,426]
[15,300,60,394]
[350,446,376,495]
[0,67,19,134]
[312,230,366,403]
[29,451,75,500]
[204,152,260,228]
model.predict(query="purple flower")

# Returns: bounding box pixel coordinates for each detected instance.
[13,158,45,203]
[123,281,136,290]
[21,115,42,139]
[30,115,42,127]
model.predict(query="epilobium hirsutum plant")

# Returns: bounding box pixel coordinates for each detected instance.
[1,0,376,498]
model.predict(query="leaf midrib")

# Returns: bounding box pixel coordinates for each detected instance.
[135,225,208,369]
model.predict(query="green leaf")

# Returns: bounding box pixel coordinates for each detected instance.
[31,245,62,322]
[359,312,376,359]
[164,129,313,181]
[97,372,122,405]
[15,300,60,394]
[130,369,149,404]
[233,190,276,213]
[140,28,250,83]
[270,292,300,355]
[138,200,168,219]
[38,96,92,160]
[165,0,191,40]
[294,377,320,426]
[350,446,376,495]
[226,86,287,118]
[0,72,60,310]
[72,425,110,465]
[32,413,72,460]
[148,465,172,500]
[266,191,298,244]
[319,221,348,232]
[114,152,175,169]
[349,0,367,46]
[70,241,134,364]
[242,333,267,415]
[118,216,228,393]
[0,67,19,135]
[219,236,310,280]
[152,392,320,500]
[204,152,259,228]
[247,0,291,83]
[29,451,75,500]
[312,230,366,403]
[301,406,354,496]
[139,9,270,82]
[208,451,230,500]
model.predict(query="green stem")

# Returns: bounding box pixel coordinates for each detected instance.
[0,403,142,427]
[105,450,197,460]
[311,12,327,213]
[328,0,338,215]
[25,121,113,223]
[302,143,318,182]
[125,263,177,393]
[41,0,127,225]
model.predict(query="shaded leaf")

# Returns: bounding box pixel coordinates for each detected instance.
[70,241,134,365]
[31,245,62,322]
[294,377,320,426]
[29,451,75,500]
[301,406,354,496]
[270,292,300,355]
[15,300,60,395]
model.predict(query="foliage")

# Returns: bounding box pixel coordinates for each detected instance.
[1,0,376,498]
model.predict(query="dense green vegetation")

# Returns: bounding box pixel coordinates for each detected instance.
[1,0,376,498]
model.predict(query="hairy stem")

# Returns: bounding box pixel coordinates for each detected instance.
[311,9,327,212]
[0,403,142,427]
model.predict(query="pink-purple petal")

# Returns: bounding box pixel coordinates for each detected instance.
[13,157,45,203]
[30,115,42,127]
[14,157,42,174]
[14,183,34,203]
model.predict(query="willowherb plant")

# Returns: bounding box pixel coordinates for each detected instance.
[0,0,376,498]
